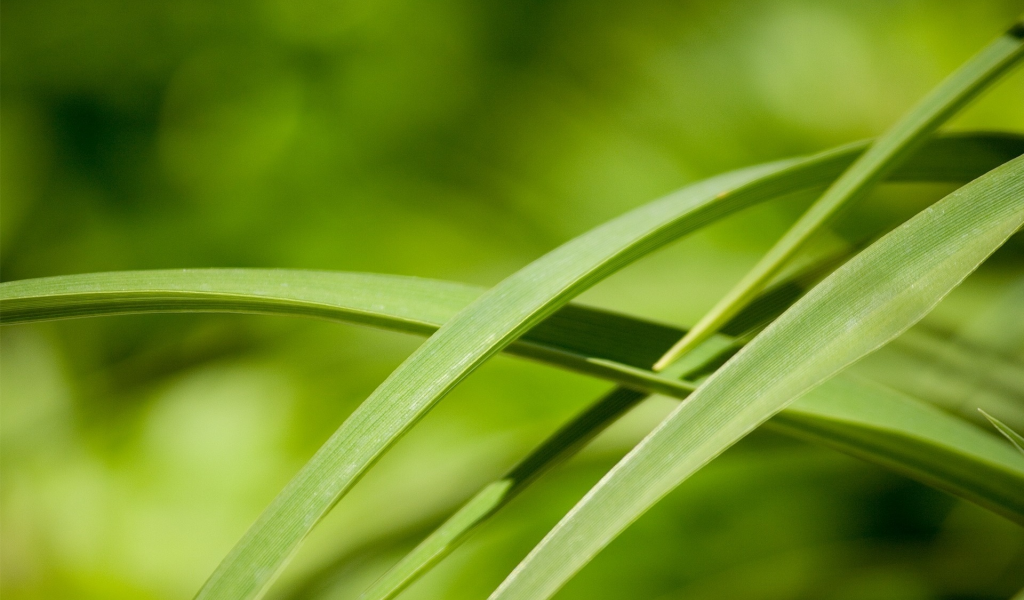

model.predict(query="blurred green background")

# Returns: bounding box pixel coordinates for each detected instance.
[2,0,1024,598]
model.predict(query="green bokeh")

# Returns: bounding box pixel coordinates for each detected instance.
[2,0,1023,598]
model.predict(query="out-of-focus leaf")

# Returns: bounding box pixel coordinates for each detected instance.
[488,155,1024,600]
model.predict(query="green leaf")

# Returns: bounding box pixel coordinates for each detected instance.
[0,269,694,397]
[488,155,1024,600]
[5,261,1024,600]
[11,261,1024,598]
[654,21,1024,369]
[773,378,1024,525]
[853,323,1024,427]
[979,409,1024,454]
[357,370,1024,600]
[354,386,648,600]
[202,156,781,600]
[355,262,825,600]
[3,133,1019,600]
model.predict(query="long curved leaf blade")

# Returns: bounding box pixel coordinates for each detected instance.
[5,269,1024,598]
[0,269,479,333]
[655,21,1024,368]
[3,133,1020,600]
[0,269,691,395]
[489,155,1024,600]
[9,262,1024,598]
[193,159,789,600]
[3,135,1017,399]
[772,378,1024,524]
[150,135,1024,599]
[6,132,1017,332]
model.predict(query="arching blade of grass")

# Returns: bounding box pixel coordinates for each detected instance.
[489,156,1024,600]
[354,263,826,600]
[7,131,1016,320]
[3,133,1019,600]
[10,271,1022,599]
[201,156,787,600]
[5,266,1024,600]
[770,378,1024,524]
[980,409,1024,454]
[653,21,1024,370]
[0,251,835,404]
[4,132,1019,597]
[353,367,1024,600]
[0,269,693,396]
[7,255,1022,522]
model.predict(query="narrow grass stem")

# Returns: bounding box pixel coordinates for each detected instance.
[652,21,1024,371]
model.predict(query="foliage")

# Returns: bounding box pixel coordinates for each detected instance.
[2,2,1024,600]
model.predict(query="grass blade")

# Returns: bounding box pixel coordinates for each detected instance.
[10,260,1023,575]
[354,386,649,600]
[773,378,1024,525]
[4,267,1023,596]
[356,369,1024,600]
[980,409,1024,454]
[489,155,1024,600]
[0,269,695,396]
[653,21,1024,369]
[195,154,794,600]
[2,133,1020,600]
[355,259,831,600]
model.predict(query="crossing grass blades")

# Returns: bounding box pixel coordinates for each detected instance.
[3,17,1024,600]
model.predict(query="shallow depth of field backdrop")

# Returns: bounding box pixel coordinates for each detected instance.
[2,0,1024,599]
